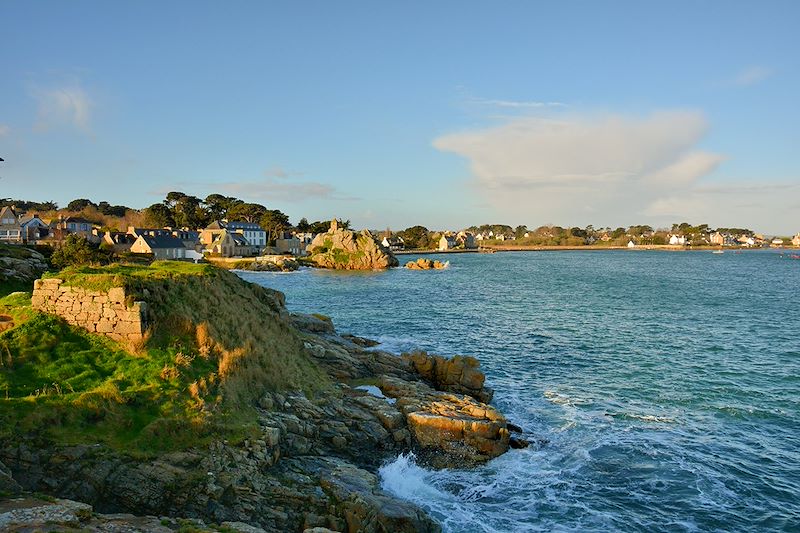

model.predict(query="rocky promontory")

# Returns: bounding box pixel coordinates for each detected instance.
[0,263,525,532]
[308,220,399,270]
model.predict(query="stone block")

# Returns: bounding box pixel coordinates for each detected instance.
[103,307,117,319]
[115,321,143,335]
[96,319,114,333]
[108,287,126,304]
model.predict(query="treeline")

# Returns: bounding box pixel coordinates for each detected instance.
[384,221,760,249]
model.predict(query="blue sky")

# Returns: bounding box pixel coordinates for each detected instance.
[1,1,798,233]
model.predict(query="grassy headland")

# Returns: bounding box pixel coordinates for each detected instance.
[0,262,330,455]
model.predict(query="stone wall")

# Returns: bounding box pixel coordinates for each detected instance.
[31,278,148,343]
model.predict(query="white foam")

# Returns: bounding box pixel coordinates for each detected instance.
[379,452,455,503]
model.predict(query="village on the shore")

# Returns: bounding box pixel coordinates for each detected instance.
[1,195,799,262]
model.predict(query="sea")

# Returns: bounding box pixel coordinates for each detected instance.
[237,250,800,532]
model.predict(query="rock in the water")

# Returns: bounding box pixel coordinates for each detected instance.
[405,258,448,270]
[379,376,510,468]
[308,221,398,270]
[404,351,494,403]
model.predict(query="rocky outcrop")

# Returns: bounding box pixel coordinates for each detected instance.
[1,266,525,532]
[404,351,494,403]
[308,220,398,270]
[240,257,300,272]
[405,258,448,270]
[0,245,48,285]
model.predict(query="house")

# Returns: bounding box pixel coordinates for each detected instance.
[127,226,173,239]
[62,216,94,236]
[0,206,22,243]
[206,229,254,257]
[130,234,186,260]
[600,233,612,242]
[276,231,302,255]
[456,231,477,249]
[771,238,784,247]
[171,229,200,252]
[102,231,137,252]
[20,216,48,243]
[381,235,405,251]
[737,235,756,247]
[224,221,267,250]
[710,232,725,245]
[792,234,800,247]
[668,234,686,245]
[627,240,636,248]
[438,234,457,251]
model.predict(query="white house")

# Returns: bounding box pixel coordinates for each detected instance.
[792,234,800,247]
[225,221,267,249]
[439,234,457,251]
[668,234,686,245]
[627,240,636,248]
[19,215,49,243]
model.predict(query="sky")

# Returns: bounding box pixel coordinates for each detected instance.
[1,1,798,234]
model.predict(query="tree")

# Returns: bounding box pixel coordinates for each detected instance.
[296,217,311,232]
[397,225,431,249]
[143,203,175,227]
[50,234,110,269]
[261,209,291,244]
[227,202,267,223]
[67,198,97,211]
[204,194,241,221]
[515,225,528,239]
[173,195,203,228]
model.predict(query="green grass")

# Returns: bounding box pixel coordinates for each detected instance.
[45,261,216,292]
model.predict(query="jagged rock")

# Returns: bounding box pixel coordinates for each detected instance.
[341,334,380,347]
[0,245,48,284]
[292,313,335,333]
[242,258,299,272]
[404,351,494,403]
[405,258,448,270]
[0,459,21,494]
[378,376,510,468]
[308,221,399,270]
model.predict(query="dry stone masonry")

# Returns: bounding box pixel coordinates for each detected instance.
[31,278,148,342]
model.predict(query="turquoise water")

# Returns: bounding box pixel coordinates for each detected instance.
[238,250,800,532]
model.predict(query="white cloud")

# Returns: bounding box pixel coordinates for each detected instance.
[434,110,797,232]
[0,124,9,136]
[33,85,92,133]
[732,66,772,86]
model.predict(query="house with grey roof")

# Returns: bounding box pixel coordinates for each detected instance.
[130,234,186,260]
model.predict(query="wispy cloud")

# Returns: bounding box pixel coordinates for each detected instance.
[471,97,568,109]
[263,166,305,179]
[0,124,9,137]
[32,84,92,133]
[732,66,772,86]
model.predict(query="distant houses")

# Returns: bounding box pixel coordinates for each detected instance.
[381,235,405,251]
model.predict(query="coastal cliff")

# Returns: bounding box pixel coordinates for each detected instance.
[0,262,520,532]
[308,220,399,270]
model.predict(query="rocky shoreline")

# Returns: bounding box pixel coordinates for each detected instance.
[0,306,526,532]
